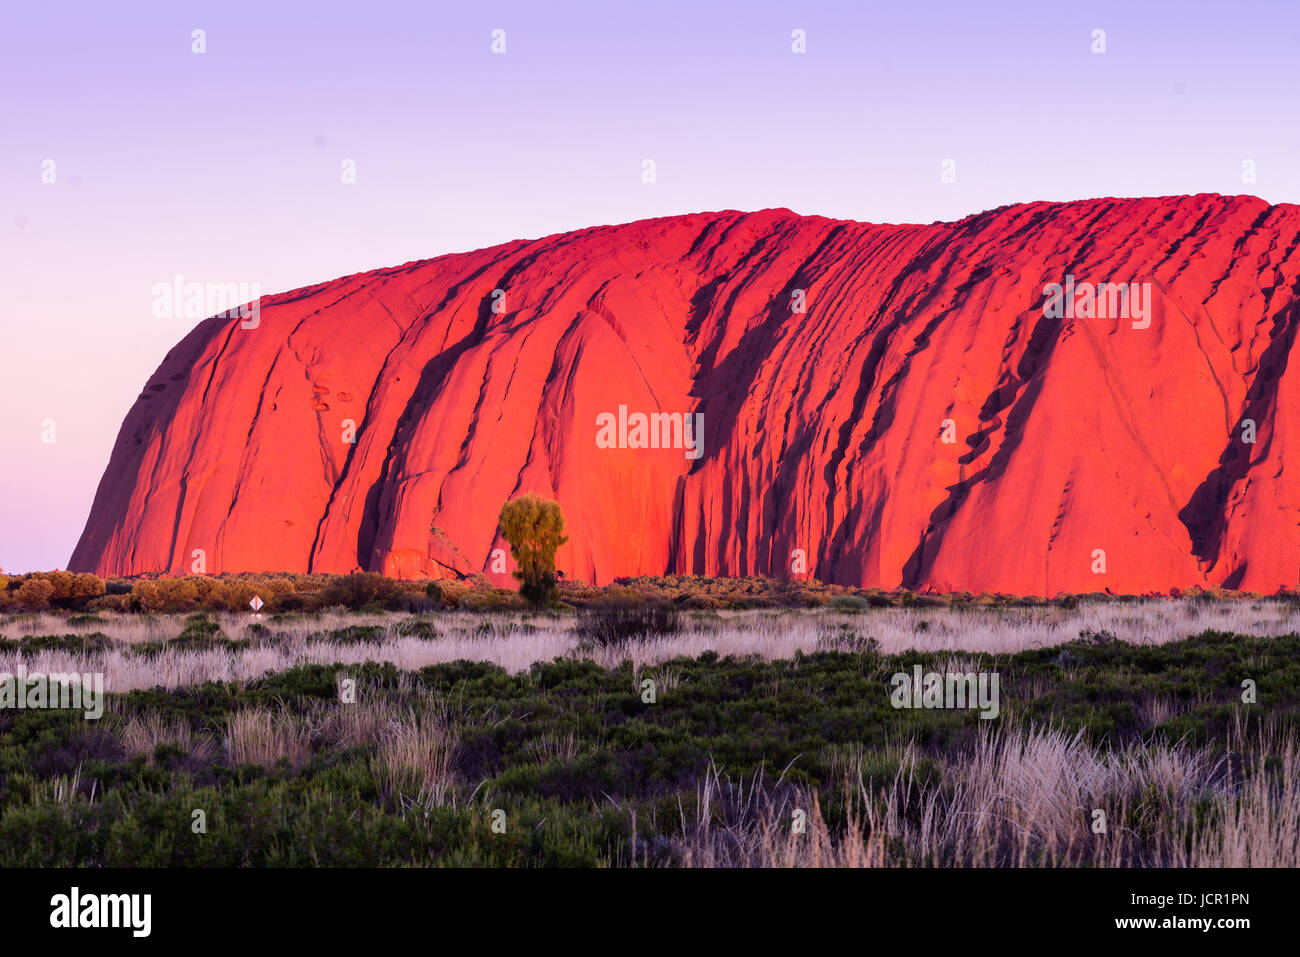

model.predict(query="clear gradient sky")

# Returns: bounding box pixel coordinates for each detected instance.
[2,0,1298,572]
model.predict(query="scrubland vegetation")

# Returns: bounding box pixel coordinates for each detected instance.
[1,579,1297,867]
[0,567,1285,614]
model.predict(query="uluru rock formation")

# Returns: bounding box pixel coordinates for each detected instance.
[72,195,1300,594]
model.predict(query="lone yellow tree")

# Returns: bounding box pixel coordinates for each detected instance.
[498,494,568,607]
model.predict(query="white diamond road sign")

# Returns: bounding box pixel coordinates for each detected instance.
[249,595,264,612]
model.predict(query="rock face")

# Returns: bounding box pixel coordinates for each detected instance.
[71,195,1300,594]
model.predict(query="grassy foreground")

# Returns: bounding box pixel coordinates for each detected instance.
[1,610,1297,867]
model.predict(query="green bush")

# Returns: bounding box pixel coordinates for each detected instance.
[498,495,568,608]
[575,601,682,647]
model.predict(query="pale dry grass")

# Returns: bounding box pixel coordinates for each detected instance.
[881,725,1227,866]
[671,761,886,867]
[31,768,92,806]
[0,609,397,645]
[1187,722,1300,867]
[369,700,457,804]
[225,706,312,768]
[117,706,218,764]
[3,601,1296,692]
[316,691,400,750]
[522,729,580,766]
[671,720,1298,868]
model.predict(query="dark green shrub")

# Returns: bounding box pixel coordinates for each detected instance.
[321,572,399,609]
[827,594,872,612]
[498,495,568,608]
[575,601,681,647]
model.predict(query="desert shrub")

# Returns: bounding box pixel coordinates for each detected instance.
[498,494,568,608]
[86,593,133,612]
[213,579,265,612]
[13,577,55,610]
[815,624,880,654]
[69,573,106,604]
[827,594,872,613]
[321,572,400,610]
[456,587,524,612]
[327,625,387,646]
[383,591,439,614]
[575,600,682,648]
[15,571,106,609]
[673,592,722,610]
[472,620,539,641]
[394,618,436,639]
[153,576,200,611]
[177,614,221,638]
[132,614,238,657]
[1075,628,1120,647]
[130,580,165,613]
[18,632,113,656]
[272,591,311,612]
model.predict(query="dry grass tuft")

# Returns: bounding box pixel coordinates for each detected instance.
[369,700,458,804]
[225,706,312,768]
[672,722,1298,868]
[4,601,1300,691]
[118,708,217,764]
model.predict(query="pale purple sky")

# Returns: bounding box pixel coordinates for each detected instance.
[2,0,1298,572]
